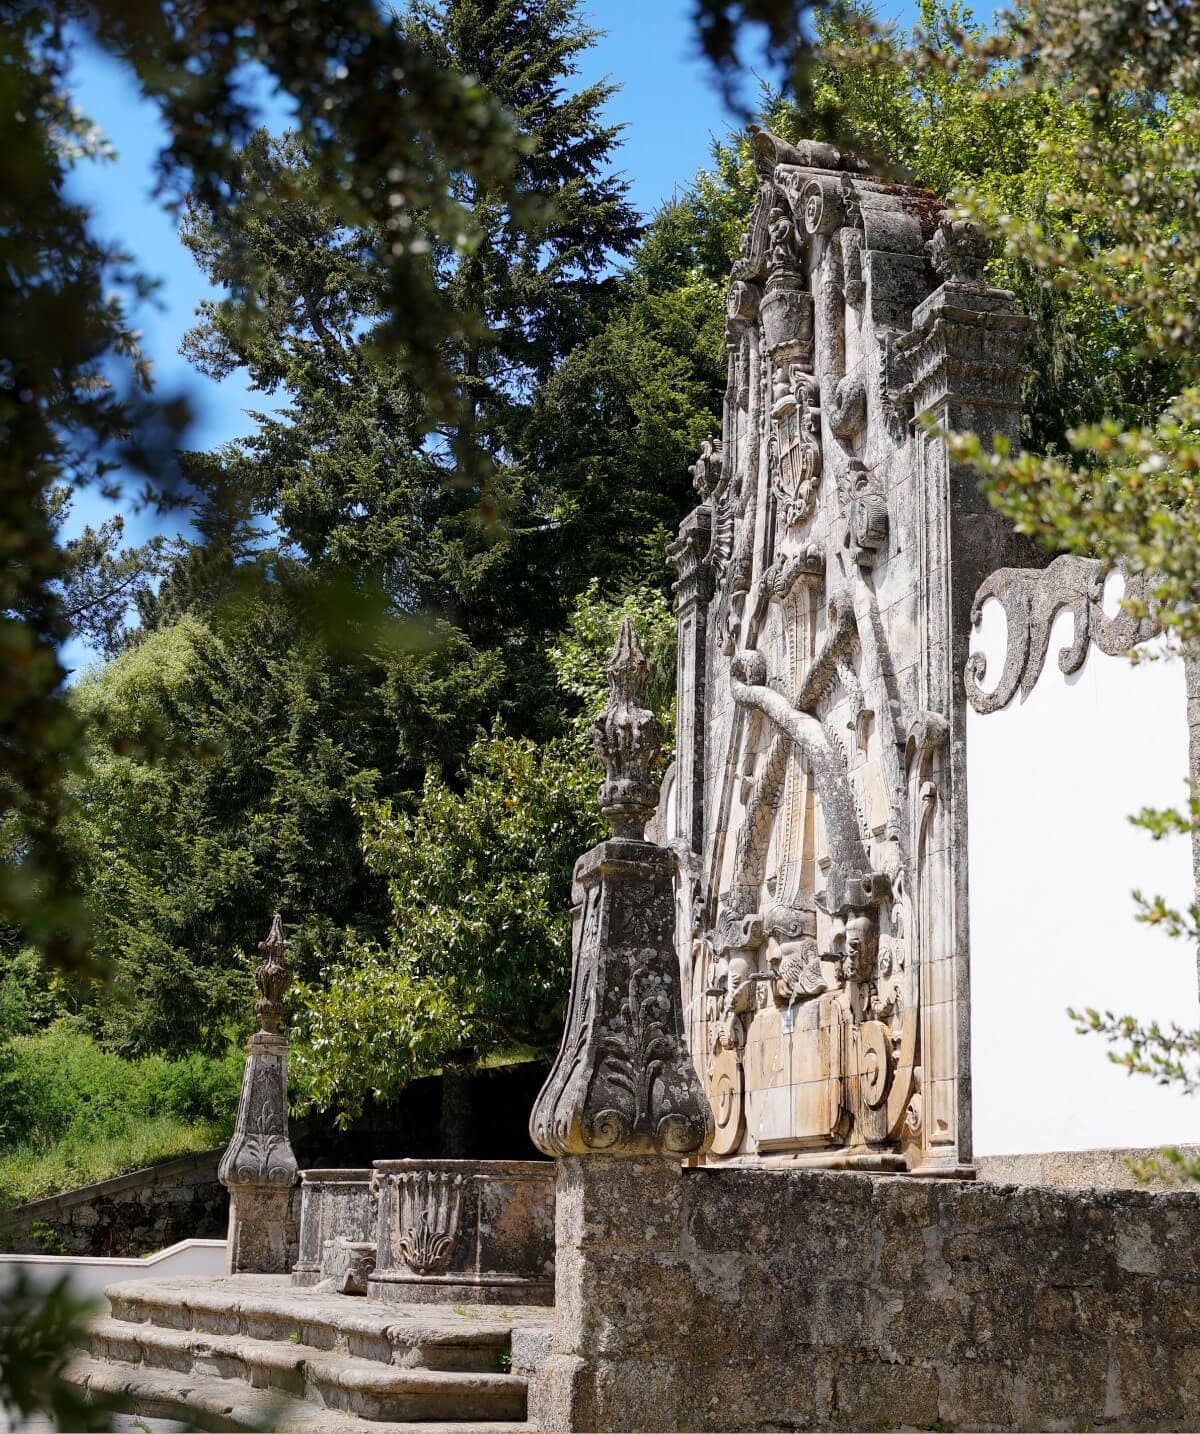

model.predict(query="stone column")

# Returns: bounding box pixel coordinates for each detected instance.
[666,502,713,857]
[219,913,299,1274]
[529,618,713,1432]
[894,219,1037,1174]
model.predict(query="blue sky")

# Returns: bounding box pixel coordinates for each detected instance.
[60,0,926,667]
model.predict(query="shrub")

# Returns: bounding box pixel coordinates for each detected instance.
[0,1024,243,1152]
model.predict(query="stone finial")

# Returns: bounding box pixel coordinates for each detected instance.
[256,912,290,1033]
[219,912,298,1274]
[593,618,662,840]
[928,216,991,285]
[689,435,723,500]
[530,620,713,1161]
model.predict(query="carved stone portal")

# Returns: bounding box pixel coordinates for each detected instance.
[665,143,1034,1174]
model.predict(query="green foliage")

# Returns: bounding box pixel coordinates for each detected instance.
[0,1115,226,1210]
[0,1024,241,1205]
[0,1271,115,1430]
[67,612,384,1052]
[0,1023,243,1152]
[525,196,728,596]
[1068,1007,1200,1096]
[29,1222,65,1256]
[49,2,724,1071]
[0,0,544,973]
[0,946,68,1041]
[292,729,604,1121]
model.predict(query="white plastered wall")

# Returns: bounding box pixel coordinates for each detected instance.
[967,577,1198,1156]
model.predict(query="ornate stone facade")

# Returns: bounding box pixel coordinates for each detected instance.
[665,129,1037,1174]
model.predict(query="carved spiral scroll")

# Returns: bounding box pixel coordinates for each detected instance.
[966,555,1158,714]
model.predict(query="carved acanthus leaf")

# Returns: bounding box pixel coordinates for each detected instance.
[395,1171,464,1276]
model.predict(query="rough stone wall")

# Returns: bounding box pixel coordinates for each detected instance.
[534,1158,1200,1432]
[0,1151,227,1258]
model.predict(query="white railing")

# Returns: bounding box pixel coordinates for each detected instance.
[0,1237,226,1304]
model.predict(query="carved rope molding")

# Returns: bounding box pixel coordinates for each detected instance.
[965,555,1156,714]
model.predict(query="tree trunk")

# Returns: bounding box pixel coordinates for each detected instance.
[439,1064,473,1157]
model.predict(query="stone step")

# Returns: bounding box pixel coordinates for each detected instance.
[105,1275,550,1372]
[86,1318,527,1424]
[67,1355,531,1434]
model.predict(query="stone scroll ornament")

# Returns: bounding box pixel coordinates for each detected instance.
[219,913,299,1273]
[965,555,1157,713]
[530,619,714,1159]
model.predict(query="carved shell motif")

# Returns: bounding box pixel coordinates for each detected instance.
[394,1171,465,1276]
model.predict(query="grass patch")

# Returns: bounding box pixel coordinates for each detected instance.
[0,1023,243,1207]
[0,1113,229,1207]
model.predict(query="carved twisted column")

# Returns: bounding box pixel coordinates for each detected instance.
[219,913,299,1273]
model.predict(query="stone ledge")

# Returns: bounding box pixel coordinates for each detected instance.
[977,1145,1200,1191]
[2,1149,223,1223]
[66,1354,532,1434]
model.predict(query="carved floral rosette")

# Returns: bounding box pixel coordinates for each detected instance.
[666,131,1033,1175]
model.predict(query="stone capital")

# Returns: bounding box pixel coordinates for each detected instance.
[667,506,714,612]
[894,283,1033,417]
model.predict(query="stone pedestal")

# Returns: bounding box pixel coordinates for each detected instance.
[529,840,713,1159]
[292,1168,374,1288]
[529,1156,685,1434]
[368,1158,555,1305]
[219,1029,298,1274]
[218,915,299,1274]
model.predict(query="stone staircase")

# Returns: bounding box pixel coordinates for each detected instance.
[66,1275,553,1432]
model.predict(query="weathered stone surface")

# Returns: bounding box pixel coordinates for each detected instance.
[979,1144,1200,1190]
[292,1168,374,1287]
[665,132,1040,1175]
[531,621,713,1160]
[219,915,299,1274]
[532,1163,1200,1432]
[71,1273,551,1431]
[369,1158,555,1305]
